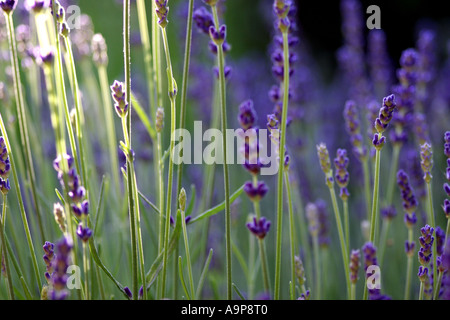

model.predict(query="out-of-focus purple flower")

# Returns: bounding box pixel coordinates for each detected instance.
[43,241,55,284]
[49,236,72,300]
[368,30,393,98]
[298,290,310,300]
[362,242,380,297]
[294,255,306,286]
[238,100,257,130]
[405,241,416,257]
[397,170,418,214]
[349,249,360,284]
[444,199,450,219]
[381,205,397,221]
[246,216,271,239]
[316,199,330,248]
[374,94,396,134]
[436,226,445,257]
[244,181,268,202]
[0,0,17,13]
[343,100,367,161]
[193,7,214,34]
[404,212,417,229]
[124,286,132,299]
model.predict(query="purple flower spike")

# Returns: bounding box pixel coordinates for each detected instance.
[110,80,129,118]
[381,205,397,221]
[418,266,429,282]
[334,148,350,195]
[420,142,433,183]
[372,133,385,150]
[405,241,415,257]
[397,170,418,215]
[0,0,17,13]
[246,216,271,239]
[238,100,257,130]
[418,224,434,266]
[244,181,269,202]
[209,25,226,46]
[374,94,396,134]
[444,131,450,158]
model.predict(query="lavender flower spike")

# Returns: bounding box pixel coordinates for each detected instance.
[397,170,418,214]
[374,94,397,134]
[418,224,434,266]
[334,148,350,200]
[110,80,129,118]
[155,0,169,28]
[244,181,268,202]
[349,249,361,284]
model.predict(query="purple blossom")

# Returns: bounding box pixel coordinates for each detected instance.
[349,249,360,284]
[246,216,271,239]
[381,205,397,221]
[238,100,257,130]
[420,142,433,183]
[192,7,214,35]
[244,181,268,202]
[397,169,418,214]
[76,223,92,243]
[418,224,434,266]
[0,0,17,13]
[334,149,350,195]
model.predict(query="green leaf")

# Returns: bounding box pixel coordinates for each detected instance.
[178,256,191,300]
[233,283,246,300]
[195,248,213,300]
[189,185,245,224]
[186,184,196,217]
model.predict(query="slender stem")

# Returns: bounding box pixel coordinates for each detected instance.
[425,182,437,297]
[350,283,356,300]
[343,199,350,257]
[328,185,351,299]
[284,171,296,300]
[211,5,232,300]
[175,0,194,205]
[123,0,140,300]
[252,176,271,295]
[362,158,372,222]
[82,238,89,300]
[4,12,45,244]
[0,195,14,300]
[0,112,42,294]
[313,234,321,300]
[274,28,291,301]
[369,149,381,245]
[404,228,413,300]
[160,26,177,299]
[419,282,424,300]
[181,208,195,299]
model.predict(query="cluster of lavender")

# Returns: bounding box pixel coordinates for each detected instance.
[42,237,73,300]
[372,94,397,150]
[362,242,390,299]
[268,0,296,124]
[443,132,450,218]
[236,100,271,239]
[343,100,367,161]
[418,225,434,298]
[334,149,350,200]
[53,154,92,243]
[192,1,232,79]
[397,170,418,257]
[0,137,11,195]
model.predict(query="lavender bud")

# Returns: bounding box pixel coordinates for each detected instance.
[443,199,450,219]
[124,287,133,299]
[294,255,306,286]
[420,142,433,183]
[334,148,350,194]
[92,33,108,66]
[53,202,66,233]
[155,107,164,133]
[0,178,10,195]
[405,241,415,258]
[397,170,418,214]
[246,216,271,239]
[404,213,417,229]
[202,0,218,6]
[244,181,268,202]
[349,249,361,284]
[110,80,128,118]
[193,7,214,35]
[76,223,92,243]
[372,133,385,151]
[179,187,186,212]
[381,205,397,221]
[0,0,17,13]
[59,21,70,37]
[238,100,257,130]
[418,224,434,266]
[444,131,450,158]
[209,25,226,46]
[316,143,332,176]
[374,94,397,134]
[155,0,169,28]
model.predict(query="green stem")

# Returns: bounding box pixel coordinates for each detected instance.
[378,219,391,267]
[313,235,321,300]
[284,171,296,300]
[0,195,14,300]
[369,149,381,245]
[4,11,45,244]
[362,158,372,222]
[274,29,291,301]
[386,144,400,206]
[350,283,356,300]
[181,208,195,299]
[343,198,350,257]
[419,282,424,300]
[0,112,42,294]
[425,182,437,298]
[328,185,351,299]
[160,25,177,299]
[404,228,413,300]
[175,0,194,205]
[211,5,232,300]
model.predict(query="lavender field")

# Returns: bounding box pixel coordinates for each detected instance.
[0,0,449,301]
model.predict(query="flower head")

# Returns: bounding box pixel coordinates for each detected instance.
[374,94,396,134]
[244,181,268,202]
[155,0,169,28]
[246,216,271,239]
[397,169,418,214]
[418,224,434,266]
[110,80,128,118]
[92,33,108,66]
[76,223,92,243]
[238,100,257,130]
[193,7,214,35]
[349,249,360,284]
[420,142,433,183]
[0,0,17,13]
